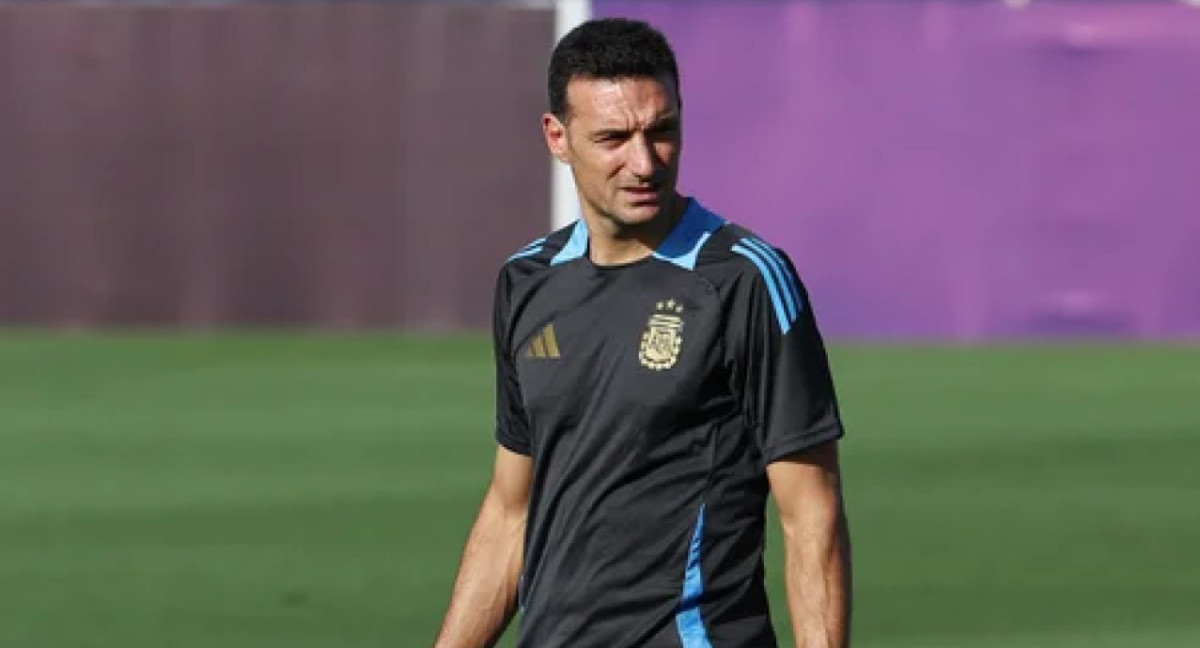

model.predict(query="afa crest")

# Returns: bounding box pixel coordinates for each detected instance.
[639,299,684,371]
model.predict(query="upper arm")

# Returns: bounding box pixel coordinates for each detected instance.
[727,242,844,466]
[766,440,844,526]
[489,445,533,513]
[490,267,533,511]
[493,268,532,455]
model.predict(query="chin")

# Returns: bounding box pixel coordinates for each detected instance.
[615,211,661,227]
[614,202,667,226]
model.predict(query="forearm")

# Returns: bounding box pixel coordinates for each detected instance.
[433,491,526,648]
[782,501,852,648]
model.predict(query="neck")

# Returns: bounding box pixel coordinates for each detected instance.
[584,193,687,267]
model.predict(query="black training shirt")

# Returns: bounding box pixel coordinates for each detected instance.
[493,198,844,648]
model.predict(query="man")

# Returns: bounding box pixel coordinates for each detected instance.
[433,17,851,648]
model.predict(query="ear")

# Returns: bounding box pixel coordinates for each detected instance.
[542,113,571,164]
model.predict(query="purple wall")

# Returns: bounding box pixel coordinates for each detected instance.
[597,1,1200,340]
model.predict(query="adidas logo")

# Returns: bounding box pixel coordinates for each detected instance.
[525,324,560,359]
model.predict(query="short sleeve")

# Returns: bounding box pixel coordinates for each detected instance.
[729,245,844,465]
[493,269,531,455]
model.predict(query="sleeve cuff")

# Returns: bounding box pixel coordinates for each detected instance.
[496,429,532,456]
[761,420,844,466]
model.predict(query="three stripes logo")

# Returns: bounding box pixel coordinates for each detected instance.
[524,324,561,359]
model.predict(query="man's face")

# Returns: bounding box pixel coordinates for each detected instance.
[543,75,682,229]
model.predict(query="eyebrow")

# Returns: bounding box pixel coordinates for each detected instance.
[591,113,680,138]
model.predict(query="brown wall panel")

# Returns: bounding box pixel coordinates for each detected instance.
[0,2,555,329]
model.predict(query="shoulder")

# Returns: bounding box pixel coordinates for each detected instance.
[696,217,804,289]
[694,213,808,333]
[653,199,800,284]
[497,220,587,287]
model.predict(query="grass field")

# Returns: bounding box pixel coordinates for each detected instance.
[1,334,1197,648]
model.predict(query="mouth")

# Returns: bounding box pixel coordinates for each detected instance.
[622,186,662,200]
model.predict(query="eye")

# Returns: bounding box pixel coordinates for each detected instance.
[595,132,626,144]
[645,123,679,143]
[652,121,680,135]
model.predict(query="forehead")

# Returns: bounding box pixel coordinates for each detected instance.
[565,75,680,126]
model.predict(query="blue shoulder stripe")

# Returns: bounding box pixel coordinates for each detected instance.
[731,239,801,334]
[507,237,546,262]
[732,243,792,332]
[741,238,803,317]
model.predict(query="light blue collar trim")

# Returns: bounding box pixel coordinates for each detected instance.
[653,199,726,271]
[550,219,590,266]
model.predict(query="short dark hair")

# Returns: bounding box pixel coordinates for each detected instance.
[547,18,681,120]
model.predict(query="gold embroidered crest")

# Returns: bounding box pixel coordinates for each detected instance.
[639,300,684,371]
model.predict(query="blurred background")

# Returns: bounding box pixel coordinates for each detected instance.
[1,0,1197,647]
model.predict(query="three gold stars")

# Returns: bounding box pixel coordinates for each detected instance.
[656,299,684,313]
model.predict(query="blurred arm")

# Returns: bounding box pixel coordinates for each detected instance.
[432,446,532,648]
[768,440,852,648]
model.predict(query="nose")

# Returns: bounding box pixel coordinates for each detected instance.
[626,133,657,180]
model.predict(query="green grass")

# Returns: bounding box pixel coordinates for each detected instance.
[1,334,1197,647]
